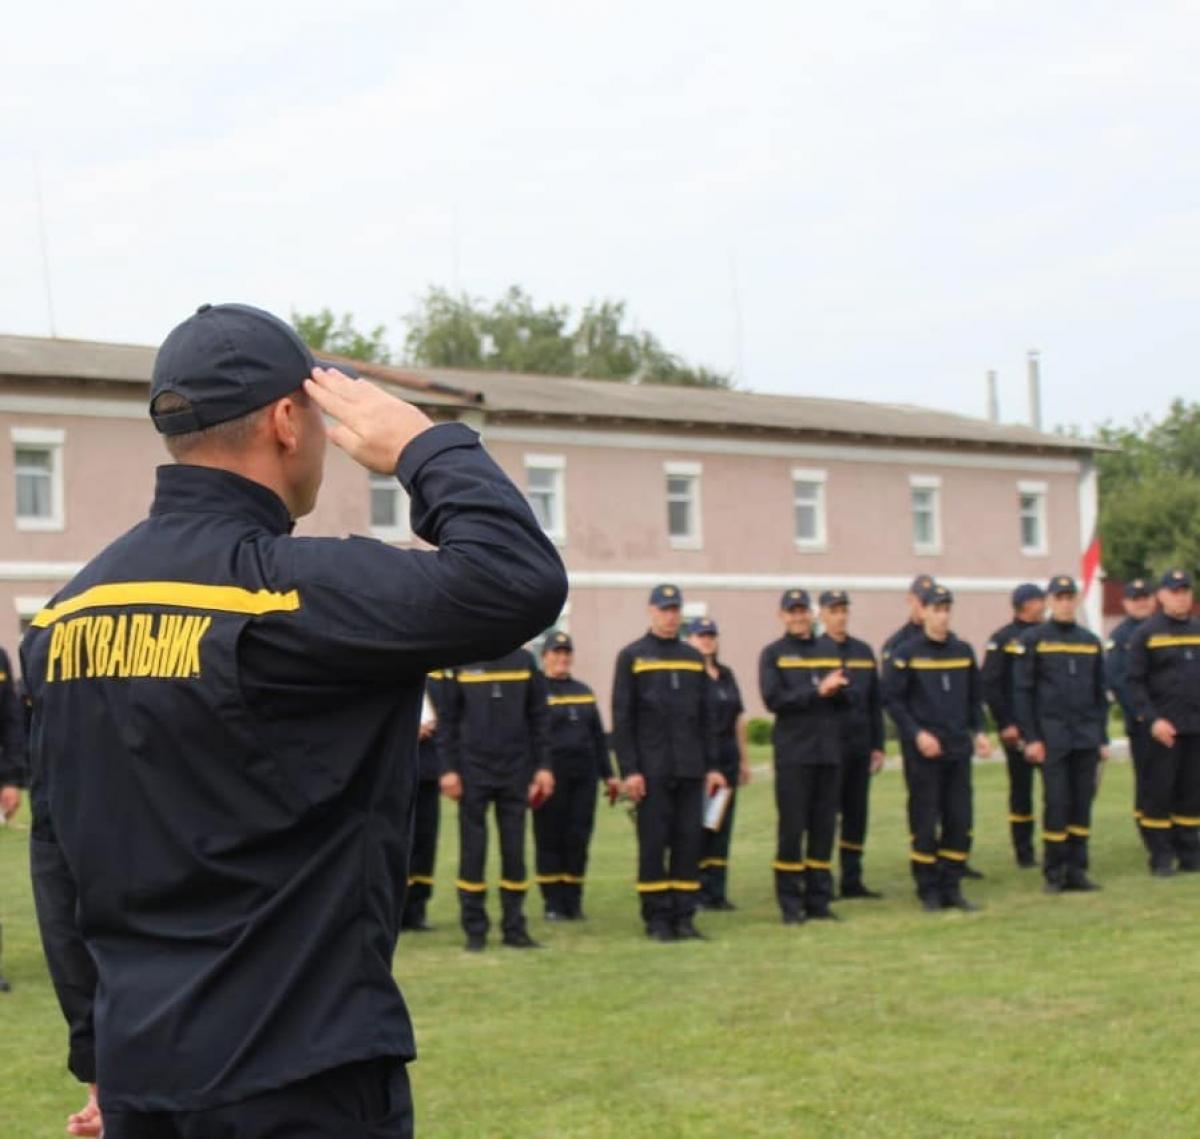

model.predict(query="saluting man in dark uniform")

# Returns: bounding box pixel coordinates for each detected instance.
[688,617,750,912]
[439,649,555,950]
[760,588,845,923]
[612,585,726,942]
[21,303,566,1138]
[1105,577,1156,849]
[981,583,1047,868]
[0,645,28,993]
[884,583,992,912]
[535,631,618,921]
[816,591,886,900]
[1127,569,1200,876]
[399,673,446,933]
[1013,575,1109,893]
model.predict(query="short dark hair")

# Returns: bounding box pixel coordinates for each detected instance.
[151,388,307,460]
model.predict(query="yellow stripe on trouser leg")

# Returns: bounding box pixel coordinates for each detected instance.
[1042,831,1068,843]
[499,879,529,891]
[672,880,701,891]
[456,879,487,892]
[937,849,969,862]
[909,852,937,865]
[772,860,806,872]
[637,881,672,893]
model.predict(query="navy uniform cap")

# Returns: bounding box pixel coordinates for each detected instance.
[150,303,358,436]
[1048,574,1078,595]
[780,588,811,610]
[649,583,683,608]
[1011,582,1045,607]
[920,582,953,605]
[909,574,935,595]
[690,617,719,636]
[1124,577,1152,599]
[544,630,574,651]
[819,589,850,608]
[1160,569,1193,590]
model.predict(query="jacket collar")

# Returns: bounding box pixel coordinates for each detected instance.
[150,464,294,535]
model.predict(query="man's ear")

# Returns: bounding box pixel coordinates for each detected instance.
[268,397,301,455]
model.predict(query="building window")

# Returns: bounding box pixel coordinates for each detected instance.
[12,427,65,532]
[1018,481,1047,555]
[792,468,828,550]
[524,454,565,545]
[909,474,942,554]
[665,461,702,550]
[369,472,411,542]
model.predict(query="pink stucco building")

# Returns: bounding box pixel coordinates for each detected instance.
[0,334,1102,715]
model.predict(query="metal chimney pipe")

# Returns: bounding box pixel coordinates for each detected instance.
[1027,351,1042,431]
[986,369,999,422]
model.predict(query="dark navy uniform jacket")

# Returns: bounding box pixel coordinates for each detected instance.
[416,675,445,784]
[545,675,611,782]
[880,618,923,664]
[437,648,550,787]
[818,633,884,756]
[21,422,566,1112]
[1012,621,1109,753]
[704,663,744,779]
[0,647,27,787]
[883,633,984,763]
[1105,615,1147,725]
[1128,612,1200,734]
[981,618,1039,735]
[758,634,841,766]
[611,633,718,779]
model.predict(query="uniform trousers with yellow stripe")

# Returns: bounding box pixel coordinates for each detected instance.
[1041,748,1099,884]
[533,773,598,917]
[636,776,704,931]
[907,750,972,903]
[1142,733,1200,871]
[400,779,440,929]
[774,760,840,918]
[837,746,872,891]
[457,779,530,939]
[1002,739,1039,864]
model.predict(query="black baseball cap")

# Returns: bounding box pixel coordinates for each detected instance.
[819,589,850,608]
[1160,569,1193,590]
[150,303,357,436]
[1011,583,1046,607]
[1048,574,1078,596]
[909,574,935,595]
[690,617,719,636]
[649,583,683,609]
[544,630,574,652]
[1124,577,1152,599]
[780,588,811,611]
[920,582,953,606]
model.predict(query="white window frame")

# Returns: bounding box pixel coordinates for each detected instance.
[909,474,942,555]
[12,426,65,532]
[1018,479,1048,556]
[368,471,412,542]
[791,467,828,552]
[524,453,566,546]
[664,460,703,551]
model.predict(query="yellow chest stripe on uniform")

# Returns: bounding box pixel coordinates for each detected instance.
[31,581,300,628]
[1036,642,1099,655]
[845,659,876,669]
[632,659,704,674]
[777,657,843,668]
[548,694,596,706]
[908,658,972,670]
[0,671,7,681]
[1147,635,1200,650]
[457,670,532,683]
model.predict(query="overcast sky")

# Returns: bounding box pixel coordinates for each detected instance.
[3,1,1196,432]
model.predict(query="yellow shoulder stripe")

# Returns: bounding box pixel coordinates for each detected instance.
[632,659,704,674]
[457,670,532,684]
[909,657,972,670]
[548,694,596,706]
[1147,635,1200,649]
[31,581,300,628]
[1036,642,1099,655]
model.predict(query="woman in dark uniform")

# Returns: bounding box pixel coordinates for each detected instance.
[535,631,619,920]
[689,618,750,910]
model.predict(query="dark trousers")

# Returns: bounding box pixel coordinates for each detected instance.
[1126,718,1152,847]
[533,773,598,917]
[1003,740,1039,862]
[1142,732,1200,871]
[401,780,440,929]
[774,762,839,917]
[104,1058,413,1138]
[837,748,873,888]
[636,776,704,931]
[1041,748,1099,883]
[457,779,529,938]
[907,752,972,902]
[699,783,738,904]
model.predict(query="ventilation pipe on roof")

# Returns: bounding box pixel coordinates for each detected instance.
[986,370,999,422]
[1027,351,1042,431]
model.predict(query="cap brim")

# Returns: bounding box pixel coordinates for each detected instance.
[314,358,360,379]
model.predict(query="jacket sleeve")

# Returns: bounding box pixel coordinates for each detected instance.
[0,653,28,787]
[1012,636,1039,744]
[967,649,985,734]
[437,673,463,776]
[980,636,1014,730]
[759,646,815,714]
[1105,631,1135,720]
[699,668,720,772]
[868,662,885,752]
[590,699,612,781]
[1126,627,1155,724]
[611,649,640,778]
[255,423,568,684]
[882,655,918,741]
[526,661,551,777]
[1094,641,1111,744]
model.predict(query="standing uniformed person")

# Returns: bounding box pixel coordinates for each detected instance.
[688,617,750,912]
[981,583,1047,868]
[816,591,886,899]
[1127,569,1200,876]
[439,649,556,950]
[0,645,27,994]
[21,303,567,1136]
[760,588,845,923]
[1105,577,1156,848]
[399,673,445,933]
[884,583,992,911]
[535,631,618,921]
[881,574,937,666]
[1013,575,1109,893]
[612,585,726,942]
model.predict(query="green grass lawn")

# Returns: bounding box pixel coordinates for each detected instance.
[3,753,1199,1138]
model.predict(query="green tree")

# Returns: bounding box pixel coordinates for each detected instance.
[292,308,392,364]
